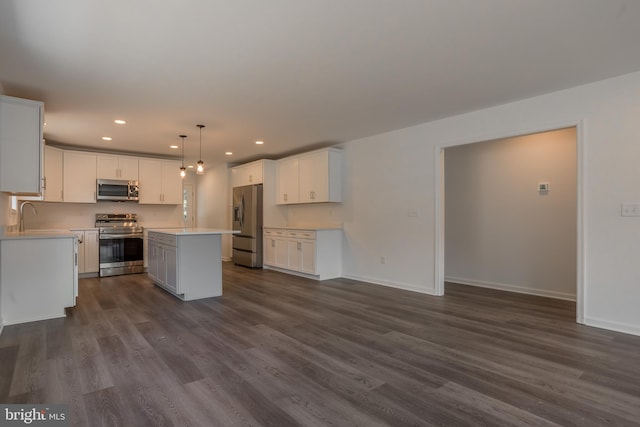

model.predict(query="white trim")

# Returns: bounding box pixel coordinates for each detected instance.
[584,316,640,337]
[445,276,576,301]
[2,313,66,326]
[342,274,437,295]
[221,256,232,262]
[434,119,586,324]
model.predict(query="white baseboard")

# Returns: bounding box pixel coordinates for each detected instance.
[222,256,232,262]
[445,276,576,301]
[342,274,437,295]
[0,317,3,337]
[584,316,640,337]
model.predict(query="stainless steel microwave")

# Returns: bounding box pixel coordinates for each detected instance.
[96,179,139,201]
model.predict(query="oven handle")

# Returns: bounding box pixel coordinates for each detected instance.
[99,234,144,239]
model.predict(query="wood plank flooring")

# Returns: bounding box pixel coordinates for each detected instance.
[2,263,640,426]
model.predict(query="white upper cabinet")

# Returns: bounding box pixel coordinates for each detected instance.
[298,148,342,203]
[0,95,44,194]
[63,151,97,203]
[139,159,182,204]
[231,160,264,187]
[276,156,299,204]
[97,154,139,180]
[276,148,342,205]
[43,145,64,202]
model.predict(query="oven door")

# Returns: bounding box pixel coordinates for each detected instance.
[99,235,144,276]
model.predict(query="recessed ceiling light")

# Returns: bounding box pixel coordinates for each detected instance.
[170,145,179,149]
[187,165,194,169]
[255,140,264,145]
[225,152,233,155]
[102,137,112,141]
[114,119,126,124]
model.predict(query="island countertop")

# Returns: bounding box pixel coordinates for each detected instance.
[146,228,239,236]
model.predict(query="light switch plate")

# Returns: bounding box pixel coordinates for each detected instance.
[538,182,550,193]
[621,203,640,217]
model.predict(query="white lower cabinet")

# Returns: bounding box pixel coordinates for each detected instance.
[263,228,341,280]
[147,231,222,300]
[0,236,77,325]
[71,229,99,275]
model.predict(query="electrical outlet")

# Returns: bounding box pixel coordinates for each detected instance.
[621,203,640,217]
[407,208,418,217]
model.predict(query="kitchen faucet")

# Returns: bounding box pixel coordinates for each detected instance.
[19,201,37,232]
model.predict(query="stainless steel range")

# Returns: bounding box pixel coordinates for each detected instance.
[96,213,144,277]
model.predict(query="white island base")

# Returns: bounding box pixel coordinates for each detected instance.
[147,229,237,301]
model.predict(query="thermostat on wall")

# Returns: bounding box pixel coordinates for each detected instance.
[538,182,550,194]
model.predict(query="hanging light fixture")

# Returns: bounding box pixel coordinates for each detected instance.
[179,134,187,178]
[196,124,205,175]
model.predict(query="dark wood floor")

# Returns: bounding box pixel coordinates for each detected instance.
[1,264,640,426]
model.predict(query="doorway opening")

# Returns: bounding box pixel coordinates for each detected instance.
[435,123,584,323]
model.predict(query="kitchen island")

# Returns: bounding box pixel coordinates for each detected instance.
[0,230,78,325]
[146,228,238,301]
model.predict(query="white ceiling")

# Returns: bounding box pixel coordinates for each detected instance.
[2,0,640,168]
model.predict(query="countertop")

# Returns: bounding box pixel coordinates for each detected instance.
[0,229,77,240]
[146,228,239,236]
[264,225,343,231]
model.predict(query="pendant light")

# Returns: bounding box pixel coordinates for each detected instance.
[179,134,187,178]
[196,124,205,175]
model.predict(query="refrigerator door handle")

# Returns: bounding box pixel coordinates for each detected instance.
[239,194,245,227]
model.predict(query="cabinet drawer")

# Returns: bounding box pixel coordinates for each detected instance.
[148,233,177,246]
[286,230,316,240]
[264,228,286,237]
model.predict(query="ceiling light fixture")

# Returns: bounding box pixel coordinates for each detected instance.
[196,124,205,175]
[170,145,179,149]
[179,134,187,179]
[225,152,233,156]
[102,136,112,141]
[255,140,264,145]
[114,119,126,125]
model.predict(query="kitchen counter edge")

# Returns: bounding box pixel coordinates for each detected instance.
[0,230,78,240]
[146,228,239,236]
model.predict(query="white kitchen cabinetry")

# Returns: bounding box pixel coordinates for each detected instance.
[0,95,44,194]
[298,148,342,203]
[276,148,342,205]
[231,160,265,187]
[63,151,97,203]
[276,157,299,204]
[72,228,99,276]
[97,154,139,180]
[263,228,287,268]
[0,234,77,325]
[263,227,342,280]
[148,230,227,300]
[139,159,182,204]
[43,145,64,202]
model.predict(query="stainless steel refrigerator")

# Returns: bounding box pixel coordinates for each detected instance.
[232,184,263,268]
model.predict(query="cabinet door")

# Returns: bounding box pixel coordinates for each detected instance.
[276,157,299,204]
[43,146,64,202]
[231,161,264,187]
[147,241,159,281]
[287,239,302,271]
[0,96,43,194]
[63,151,97,203]
[264,237,276,266]
[138,159,163,204]
[84,230,100,273]
[161,160,183,204]
[118,156,139,181]
[73,231,86,273]
[96,155,120,180]
[164,245,178,293]
[299,151,327,203]
[300,239,316,274]
[275,237,288,268]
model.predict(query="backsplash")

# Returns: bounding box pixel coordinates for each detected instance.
[16,200,184,229]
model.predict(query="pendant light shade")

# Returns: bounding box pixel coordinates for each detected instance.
[196,124,205,175]
[179,134,187,179]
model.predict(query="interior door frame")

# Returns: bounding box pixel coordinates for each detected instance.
[434,119,585,324]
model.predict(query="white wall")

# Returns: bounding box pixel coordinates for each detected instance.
[341,70,640,336]
[196,163,232,259]
[444,128,577,300]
